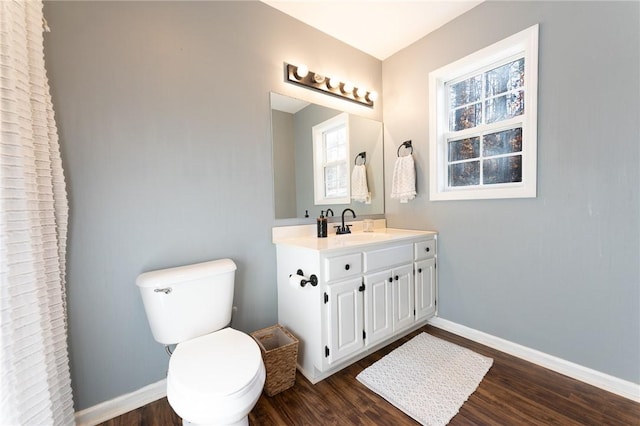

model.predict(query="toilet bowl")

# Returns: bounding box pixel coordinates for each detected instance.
[135,259,265,426]
[167,328,265,426]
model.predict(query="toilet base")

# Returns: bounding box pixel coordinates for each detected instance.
[182,415,248,426]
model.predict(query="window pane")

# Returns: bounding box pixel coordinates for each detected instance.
[483,128,522,157]
[450,103,482,131]
[483,155,522,184]
[448,137,480,161]
[449,161,480,187]
[485,91,524,124]
[324,127,346,162]
[485,58,524,96]
[324,163,348,197]
[449,75,482,108]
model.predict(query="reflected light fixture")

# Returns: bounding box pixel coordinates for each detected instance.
[284,63,376,107]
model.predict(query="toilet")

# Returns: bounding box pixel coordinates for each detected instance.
[136,258,265,426]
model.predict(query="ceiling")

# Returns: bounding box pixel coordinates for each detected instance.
[261,0,483,60]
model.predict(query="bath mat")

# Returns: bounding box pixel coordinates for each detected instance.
[356,332,493,425]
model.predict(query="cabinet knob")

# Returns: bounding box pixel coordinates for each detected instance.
[344,264,350,271]
[418,268,423,273]
[426,247,430,252]
[394,275,399,281]
[388,277,393,283]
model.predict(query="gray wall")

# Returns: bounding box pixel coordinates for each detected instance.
[272,110,296,218]
[43,1,381,410]
[383,1,640,383]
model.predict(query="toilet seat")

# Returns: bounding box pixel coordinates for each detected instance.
[169,327,263,398]
[167,327,265,425]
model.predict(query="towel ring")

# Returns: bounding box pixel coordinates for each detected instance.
[354,152,366,165]
[397,140,413,157]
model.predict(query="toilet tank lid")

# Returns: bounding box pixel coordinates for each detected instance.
[136,259,237,288]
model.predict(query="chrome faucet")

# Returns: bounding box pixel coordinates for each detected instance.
[335,208,356,234]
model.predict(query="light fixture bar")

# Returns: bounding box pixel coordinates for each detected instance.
[285,63,376,108]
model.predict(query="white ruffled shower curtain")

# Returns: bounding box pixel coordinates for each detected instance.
[1,1,75,424]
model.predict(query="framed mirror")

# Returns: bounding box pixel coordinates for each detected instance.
[271,92,384,220]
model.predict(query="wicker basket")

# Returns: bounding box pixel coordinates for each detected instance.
[251,324,299,396]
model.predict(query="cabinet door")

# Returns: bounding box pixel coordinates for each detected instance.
[392,264,414,332]
[325,277,364,365]
[415,258,436,320]
[364,270,393,347]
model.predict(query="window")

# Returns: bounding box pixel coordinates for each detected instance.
[313,113,350,205]
[429,24,539,200]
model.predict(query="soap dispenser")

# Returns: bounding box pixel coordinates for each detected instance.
[317,211,327,238]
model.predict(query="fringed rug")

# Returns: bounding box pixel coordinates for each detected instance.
[356,332,493,425]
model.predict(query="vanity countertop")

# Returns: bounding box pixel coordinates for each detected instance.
[272,226,436,252]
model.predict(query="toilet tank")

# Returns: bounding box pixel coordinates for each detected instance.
[136,259,237,345]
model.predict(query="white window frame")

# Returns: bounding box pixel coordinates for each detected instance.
[429,24,539,201]
[313,113,351,205]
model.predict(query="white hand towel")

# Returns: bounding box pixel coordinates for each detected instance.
[390,155,416,203]
[351,164,369,203]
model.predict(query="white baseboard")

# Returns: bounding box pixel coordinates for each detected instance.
[428,317,640,402]
[74,379,167,426]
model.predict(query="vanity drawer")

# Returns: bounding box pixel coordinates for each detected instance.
[415,239,436,260]
[324,253,362,282]
[363,244,412,272]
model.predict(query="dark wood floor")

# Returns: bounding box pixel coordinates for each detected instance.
[98,325,640,425]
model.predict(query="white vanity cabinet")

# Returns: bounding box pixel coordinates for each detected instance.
[273,225,437,384]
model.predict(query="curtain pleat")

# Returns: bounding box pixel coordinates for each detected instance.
[1,1,74,425]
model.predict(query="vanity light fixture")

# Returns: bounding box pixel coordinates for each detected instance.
[284,63,376,107]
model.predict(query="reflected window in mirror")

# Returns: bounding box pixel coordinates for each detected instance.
[313,113,350,205]
[270,92,385,220]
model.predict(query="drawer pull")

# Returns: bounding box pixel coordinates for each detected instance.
[345,264,350,271]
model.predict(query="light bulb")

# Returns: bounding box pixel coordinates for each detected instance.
[327,77,340,89]
[342,81,354,94]
[295,64,309,80]
[313,73,326,84]
[366,91,379,102]
[355,87,367,98]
